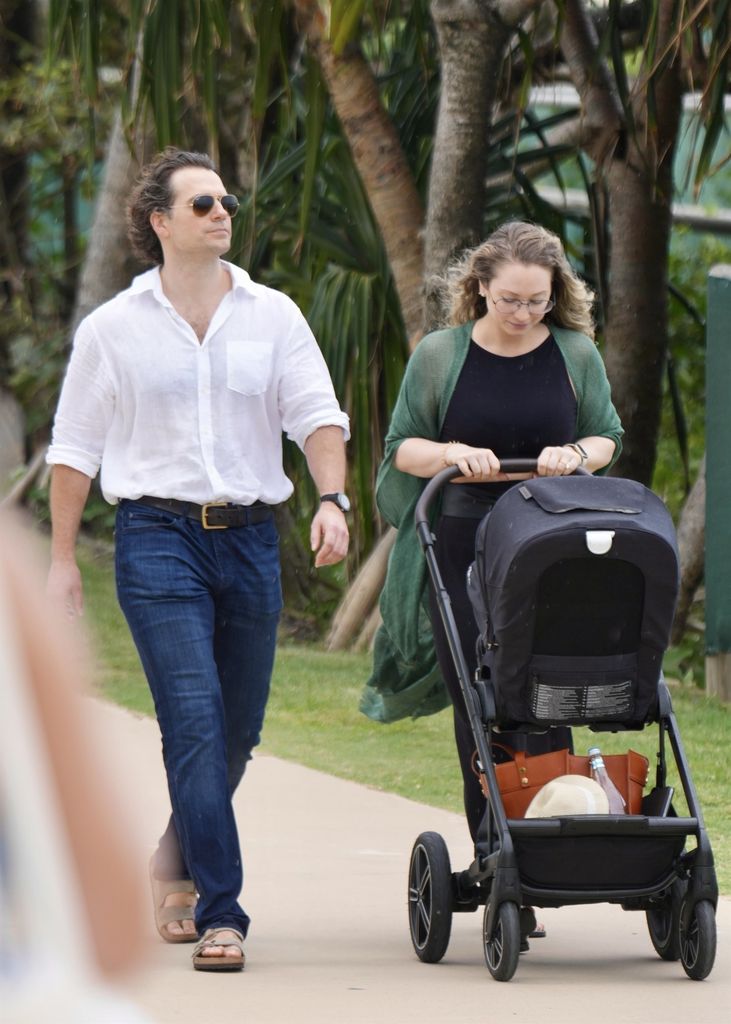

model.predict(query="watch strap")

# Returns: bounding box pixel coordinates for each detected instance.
[320,492,350,512]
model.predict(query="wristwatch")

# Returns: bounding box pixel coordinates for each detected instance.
[320,492,351,513]
[565,442,589,464]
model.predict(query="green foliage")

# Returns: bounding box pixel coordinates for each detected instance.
[232,114,409,559]
[29,476,117,536]
[0,54,89,158]
[652,230,729,518]
[132,0,234,151]
[330,0,367,55]
[7,321,69,438]
[663,631,706,689]
[1,43,118,440]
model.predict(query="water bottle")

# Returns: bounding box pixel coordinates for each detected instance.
[587,747,626,814]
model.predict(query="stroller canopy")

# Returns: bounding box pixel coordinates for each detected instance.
[468,475,679,729]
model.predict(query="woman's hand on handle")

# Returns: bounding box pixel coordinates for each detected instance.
[395,438,506,480]
[536,445,583,477]
[442,443,507,482]
[395,436,615,481]
[536,437,616,476]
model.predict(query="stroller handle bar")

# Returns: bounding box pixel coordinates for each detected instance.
[414,460,535,532]
[414,460,589,542]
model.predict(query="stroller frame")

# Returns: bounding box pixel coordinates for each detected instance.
[409,462,718,981]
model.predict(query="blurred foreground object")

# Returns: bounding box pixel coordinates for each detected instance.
[0,512,149,1022]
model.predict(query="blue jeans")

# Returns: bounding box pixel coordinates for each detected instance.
[115,500,282,937]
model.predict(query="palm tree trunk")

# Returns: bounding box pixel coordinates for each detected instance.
[559,0,624,159]
[602,5,684,484]
[294,0,425,345]
[672,456,705,645]
[292,2,426,646]
[560,0,683,485]
[422,0,516,328]
[603,148,678,484]
[71,111,152,333]
[354,601,383,653]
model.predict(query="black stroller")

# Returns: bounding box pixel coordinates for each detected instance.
[407,460,718,981]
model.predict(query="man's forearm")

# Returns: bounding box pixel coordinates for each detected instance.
[303,425,349,568]
[303,425,347,494]
[49,465,93,561]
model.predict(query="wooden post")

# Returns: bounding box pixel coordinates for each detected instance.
[705,264,731,702]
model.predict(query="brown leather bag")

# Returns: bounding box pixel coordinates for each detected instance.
[482,745,649,818]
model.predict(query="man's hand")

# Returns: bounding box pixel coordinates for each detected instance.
[310,502,349,568]
[47,558,84,619]
[47,465,92,619]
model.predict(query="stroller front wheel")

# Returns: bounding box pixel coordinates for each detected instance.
[408,832,453,963]
[483,901,520,981]
[679,899,716,981]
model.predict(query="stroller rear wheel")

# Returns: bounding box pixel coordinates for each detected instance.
[483,901,520,982]
[679,899,716,981]
[646,878,685,961]
[408,832,453,963]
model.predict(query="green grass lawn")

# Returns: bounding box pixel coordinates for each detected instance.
[78,538,731,893]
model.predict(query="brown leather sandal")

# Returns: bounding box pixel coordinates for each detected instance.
[192,928,245,972]
[149,857,199,944]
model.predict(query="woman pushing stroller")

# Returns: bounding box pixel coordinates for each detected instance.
[363,221,623,942]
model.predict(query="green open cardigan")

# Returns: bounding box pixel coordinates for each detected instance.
[360,320,624,724]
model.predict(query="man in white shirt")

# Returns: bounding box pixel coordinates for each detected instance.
[46,148,351,972]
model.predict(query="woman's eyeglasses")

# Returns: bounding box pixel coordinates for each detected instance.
[488,294,555,315]
[172,194,240,218]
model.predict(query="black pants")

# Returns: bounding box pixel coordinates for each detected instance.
[428,512,571,842]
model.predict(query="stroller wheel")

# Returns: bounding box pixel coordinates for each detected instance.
[679,899,716,981]
[408,832,453,963]
[646,878,685,961]
[483,901,520,982]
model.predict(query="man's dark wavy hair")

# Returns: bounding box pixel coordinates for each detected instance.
[126,147,218,266]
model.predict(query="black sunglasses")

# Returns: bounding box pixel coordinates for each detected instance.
[173,194,240,218]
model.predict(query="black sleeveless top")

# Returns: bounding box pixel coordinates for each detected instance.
[440,333,577,497]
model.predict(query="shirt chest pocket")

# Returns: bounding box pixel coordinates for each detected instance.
[226,339,274,396]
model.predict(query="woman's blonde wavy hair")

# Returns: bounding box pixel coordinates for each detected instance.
[442,221,595,339]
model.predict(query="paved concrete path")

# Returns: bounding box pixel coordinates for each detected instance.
[95,700,730,1024]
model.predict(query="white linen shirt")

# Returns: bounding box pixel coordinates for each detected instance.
[47,261,350,505]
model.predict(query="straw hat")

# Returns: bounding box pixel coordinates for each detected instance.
[525,774,609,817]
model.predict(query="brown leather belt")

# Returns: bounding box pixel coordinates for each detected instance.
[134,495,274,529]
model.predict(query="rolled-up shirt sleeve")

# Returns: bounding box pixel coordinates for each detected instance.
[46,320,115,478]
[278,305,350,451]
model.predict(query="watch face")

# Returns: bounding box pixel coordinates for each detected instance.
[322,492,350,512]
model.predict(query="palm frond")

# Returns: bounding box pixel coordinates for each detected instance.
[330,0,367,55]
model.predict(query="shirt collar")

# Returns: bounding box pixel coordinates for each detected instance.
[128,260,260,301]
